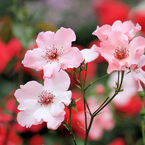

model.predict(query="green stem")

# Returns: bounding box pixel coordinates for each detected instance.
[141,117,145,145]
[79,71,88,132]
[117,71,120,88]
[84,116,94,145]
[83,64,92,116]
[93,71,124,117]
[83,91,88,131]
[84,71,124,145]
[140,91,145,145]
[65,70,80,85]
[83,64,88,88]
[84,73,110,91]
[69,107,77,145]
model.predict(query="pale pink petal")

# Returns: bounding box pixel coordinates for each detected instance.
[128,36,145,65]
[112,20,123,32]
[43,62,61,78]
[99,108,114,130]
[50,102,65,117]
[122,21,141,39]
[17,110,41,128]
[17,99,38,111]
[60,47,83,69]
[131,56,145,91]
[22,48,47,71]
[93,25,111,41]
[89,124,103,140]
[98,41,115,61]
[44,70,70,91]
[112,20,141,40]
[36,31,55,49]
[15,81,43,104]
[33,107,51,123]
[107,60,126,73]
[139,55,145,67]
[54,27,76,49]
[46,113,65,130]
[81,45,99,63]
[55,91,72,106]
[34,107,65,130]
[109,31,128,47]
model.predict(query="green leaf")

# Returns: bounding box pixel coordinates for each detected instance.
[12,23,35,48]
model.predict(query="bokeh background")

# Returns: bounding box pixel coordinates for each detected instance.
[0,0,145,145]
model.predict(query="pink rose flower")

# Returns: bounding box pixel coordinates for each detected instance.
[22,27,83,77]
[14,70,72,130]
[93,20,145,73]
[130,55,145,91]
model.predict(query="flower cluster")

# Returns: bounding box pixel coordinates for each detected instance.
[93,20,145,91]
[14,27,99,130]
[14,20,145,132]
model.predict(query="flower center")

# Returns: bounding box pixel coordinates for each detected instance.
[38,91,54,106]
[49,52,58,59]
[42,46,60,62]
[114,48,129,60]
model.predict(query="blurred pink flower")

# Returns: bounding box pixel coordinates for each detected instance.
[131,55,145,91]
[15,70,71,130]
[22,27,83,77]
[93,20,145,73]
[76,98,114,140]
[65,94,114,141]
[95,84,105,95]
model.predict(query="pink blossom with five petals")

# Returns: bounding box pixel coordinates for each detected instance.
[22,27,83,77]
[14,70,72,130]
[93,20,145,73]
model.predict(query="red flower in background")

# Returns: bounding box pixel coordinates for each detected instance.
[130,1,145,35]
[28,134,44,145]
[115,95,142,116]
[93,0,130,25]
[0,125,22,145]
[108,138,126,145]
[131,10,145,34]
[0,38,21,72]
